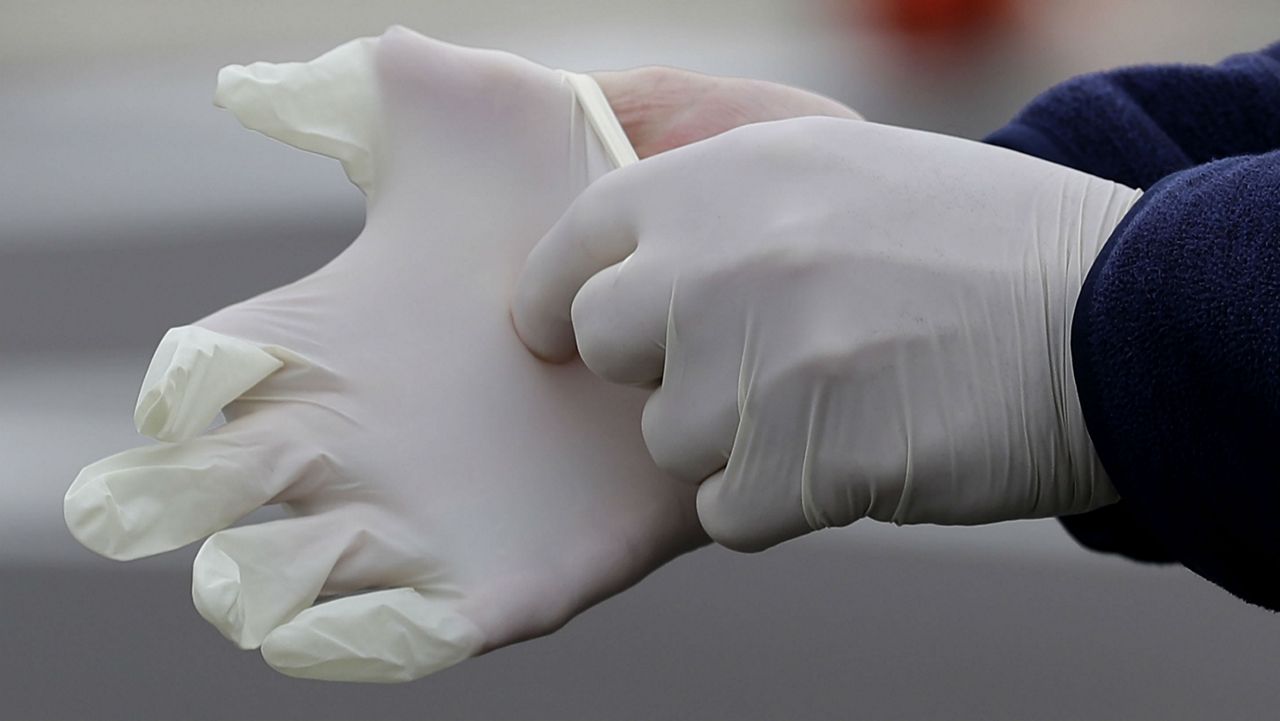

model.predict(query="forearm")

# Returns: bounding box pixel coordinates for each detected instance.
[983,42,1280,569]
[1070,151,1280,610]
[986,42,1280,189]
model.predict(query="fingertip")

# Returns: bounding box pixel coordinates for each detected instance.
[696,470,807,554]
[64,464,129,560]
[696,472,768,553]
[134,326,284,443]
[509,296,578,364]
[193,515,377,652]
[260,589,484,683]
[213,36,380,193]
[64,458,200,561]
[192,538,250,648]
[63,429,285,563]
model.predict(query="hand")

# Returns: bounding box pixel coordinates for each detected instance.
[593,66,861,159]
[65,27,704,683]
[513,118,1143,551]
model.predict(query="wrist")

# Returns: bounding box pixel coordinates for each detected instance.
[1057,179,1143,508]
[591,67,694,159]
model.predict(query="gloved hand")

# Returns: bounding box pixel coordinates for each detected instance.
[513,117,1143,552]
[64,27,709,683]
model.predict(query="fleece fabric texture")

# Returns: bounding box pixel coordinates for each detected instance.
[984,43,1280,609]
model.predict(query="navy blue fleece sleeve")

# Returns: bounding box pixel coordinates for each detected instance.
[983,45,1280,607]
[1072,153,1280,609]
[986,43,1280,188]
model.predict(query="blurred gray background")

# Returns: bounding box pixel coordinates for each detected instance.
[2,1,1279,719]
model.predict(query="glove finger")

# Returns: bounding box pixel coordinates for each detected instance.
[695,403,816,553]
[260,588,485,683]
[512,168,640,362]
[193,513,358,650]
[638,301,746,481]
[65,416,314,561]
[570,257,669,385]
[215,34,379,194]
[641,384,736,484]
[134,325,285,443]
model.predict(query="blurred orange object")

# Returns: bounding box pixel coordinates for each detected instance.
[867,0,1015,39]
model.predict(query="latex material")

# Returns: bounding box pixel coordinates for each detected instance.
[563,72,640,168]
[65,27,704,682]
[513,117,1143,552]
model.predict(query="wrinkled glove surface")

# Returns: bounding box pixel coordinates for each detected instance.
[66,27,703,683]
[514,117,1142,552]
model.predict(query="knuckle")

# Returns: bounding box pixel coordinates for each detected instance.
[696,482,772,553]
[569,284,623,377]
[640,393,694,480]
[566,163,636,229]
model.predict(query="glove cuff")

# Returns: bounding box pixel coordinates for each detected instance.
[1055,180,1143,510]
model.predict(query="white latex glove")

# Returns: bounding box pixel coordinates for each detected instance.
[64,27,705,682]
[513,117,1143,552]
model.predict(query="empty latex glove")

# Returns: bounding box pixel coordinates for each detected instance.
[513,117,1143,552]
[65,27,706,683]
